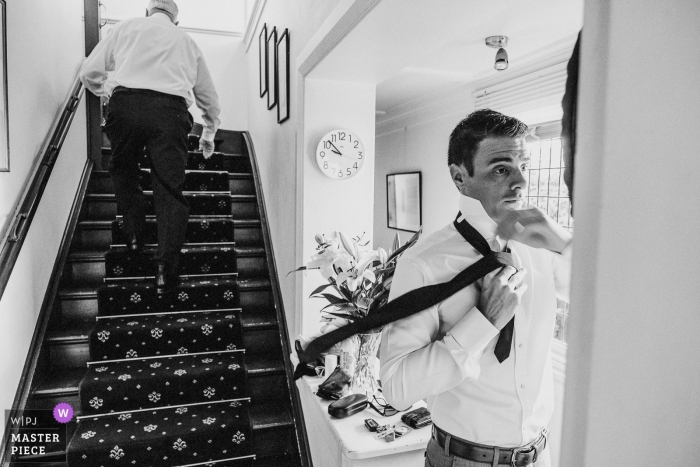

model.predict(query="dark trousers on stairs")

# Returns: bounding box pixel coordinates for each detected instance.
[104,87,194,274]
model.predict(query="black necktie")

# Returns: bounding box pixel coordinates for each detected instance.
[452,215,514,363]
[293,214,516,380]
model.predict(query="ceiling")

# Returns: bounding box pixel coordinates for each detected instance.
[309,0,584,115]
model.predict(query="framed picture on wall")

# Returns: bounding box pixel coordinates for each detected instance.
[387,172,422,232]
[276,28,290,124]
[258,23,267,98]
[266,26,277,110]
[0,0,8,172]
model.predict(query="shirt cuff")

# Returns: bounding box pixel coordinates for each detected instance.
[444,308,499,355]
[201,128,216,142]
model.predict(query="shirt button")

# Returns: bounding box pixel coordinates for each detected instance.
[519,343,523,348]
[521,384,525,389]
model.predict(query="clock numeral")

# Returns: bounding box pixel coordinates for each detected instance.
[348,134,352,143]
[353,163,358,169]
[354,141,359,148]
[339,132,346,141]
[346,168,352,175]
[338,171,344,178]
[320,151,325,158]
[323,161,328,169]
[331,168,336,174]
[358,152,363,159]
[324,141,331,149]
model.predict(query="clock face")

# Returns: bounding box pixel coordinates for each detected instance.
[316,129,365,180]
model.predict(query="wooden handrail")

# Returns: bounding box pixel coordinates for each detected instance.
[0,76,85,299]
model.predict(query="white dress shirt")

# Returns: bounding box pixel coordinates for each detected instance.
[79,13,221,141]
[380,195,570,460]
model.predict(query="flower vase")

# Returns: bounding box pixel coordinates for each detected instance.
[349,331,381,396]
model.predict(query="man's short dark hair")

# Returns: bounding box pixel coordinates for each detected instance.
[448,109,528,176]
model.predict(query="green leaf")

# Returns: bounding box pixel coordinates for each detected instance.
[321,293,348,305]
[309,282,336,297]
[323,312,356,320]
[286,266,309,277]
[391,232,401,254]
[386,227,422,263]
[337,284,353,302]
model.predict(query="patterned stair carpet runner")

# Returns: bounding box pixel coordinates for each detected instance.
[89,310,243,361]
[137,169,229,192]
[66,148,255,466]
[68,400,253,466]
[105,245,237,278]
[79,351,246,416]
[97,276,239,316]
[112,218,235,245]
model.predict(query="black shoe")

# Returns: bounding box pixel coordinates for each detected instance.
[155,262,180,295]
[127,232,143,253]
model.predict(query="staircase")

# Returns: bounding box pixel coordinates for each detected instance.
[12,132,305,466]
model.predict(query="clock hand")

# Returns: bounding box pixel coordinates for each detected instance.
[329,141,344,155]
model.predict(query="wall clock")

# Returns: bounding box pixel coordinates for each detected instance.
[315,129,365,180]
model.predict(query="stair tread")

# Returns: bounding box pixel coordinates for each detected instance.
[92,169,249,177]
[101,147,244,158]
[48,314,276,343]
[239,278,271,290]
[250,403,293,430]
[241,312,277,330]
[33,357,285,397]
[68,249,108,261]
[79,217,260,226]
[86,193,255,200]
[235,246,265,256]
[59,284,100,298]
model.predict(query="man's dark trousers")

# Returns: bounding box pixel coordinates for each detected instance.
[104,88,194,276]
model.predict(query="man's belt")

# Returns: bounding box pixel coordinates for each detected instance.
[433,425,547,467]
[112,86,185,104]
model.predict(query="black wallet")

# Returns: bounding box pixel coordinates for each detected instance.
[400,407,432,429]
[316,365,351,400]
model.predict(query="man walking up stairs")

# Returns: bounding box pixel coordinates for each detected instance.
[79,0,221,295]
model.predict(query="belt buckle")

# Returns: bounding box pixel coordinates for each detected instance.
[510,444,536,467]
[511,429,546,467]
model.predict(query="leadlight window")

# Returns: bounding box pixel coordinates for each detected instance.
[526,121,570,342]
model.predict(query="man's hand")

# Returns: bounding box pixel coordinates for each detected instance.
[199,138,215,159]
[478,266,527,330]
[496,207,572,254]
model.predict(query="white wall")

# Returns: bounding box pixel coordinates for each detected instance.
[373,91,474,250]
[301,79,376,338]
[244,0,343,340]
[0,0,87,438]
[186,32,248,131]
[101,0,247,33]
[561,0,700,465]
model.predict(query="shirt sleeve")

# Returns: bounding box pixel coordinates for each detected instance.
[550,240,572,302]
[379,256,498,410]
[79,26,118,97]
[192,46,221,142]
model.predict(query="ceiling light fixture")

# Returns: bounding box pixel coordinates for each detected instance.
[485,36,508,71]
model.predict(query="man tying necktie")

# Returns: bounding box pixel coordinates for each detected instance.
[380,109,572,467]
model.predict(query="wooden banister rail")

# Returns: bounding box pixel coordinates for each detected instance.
[0,76,85,299]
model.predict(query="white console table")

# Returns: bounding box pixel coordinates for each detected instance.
[297,376,430,467]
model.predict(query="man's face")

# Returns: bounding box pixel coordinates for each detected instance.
[452,137,529,223]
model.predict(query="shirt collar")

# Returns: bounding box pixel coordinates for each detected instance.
[457,194,498,242]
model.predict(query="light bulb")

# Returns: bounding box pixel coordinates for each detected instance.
[495,47,508,71]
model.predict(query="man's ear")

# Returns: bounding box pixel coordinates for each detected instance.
[449,163,468,190]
